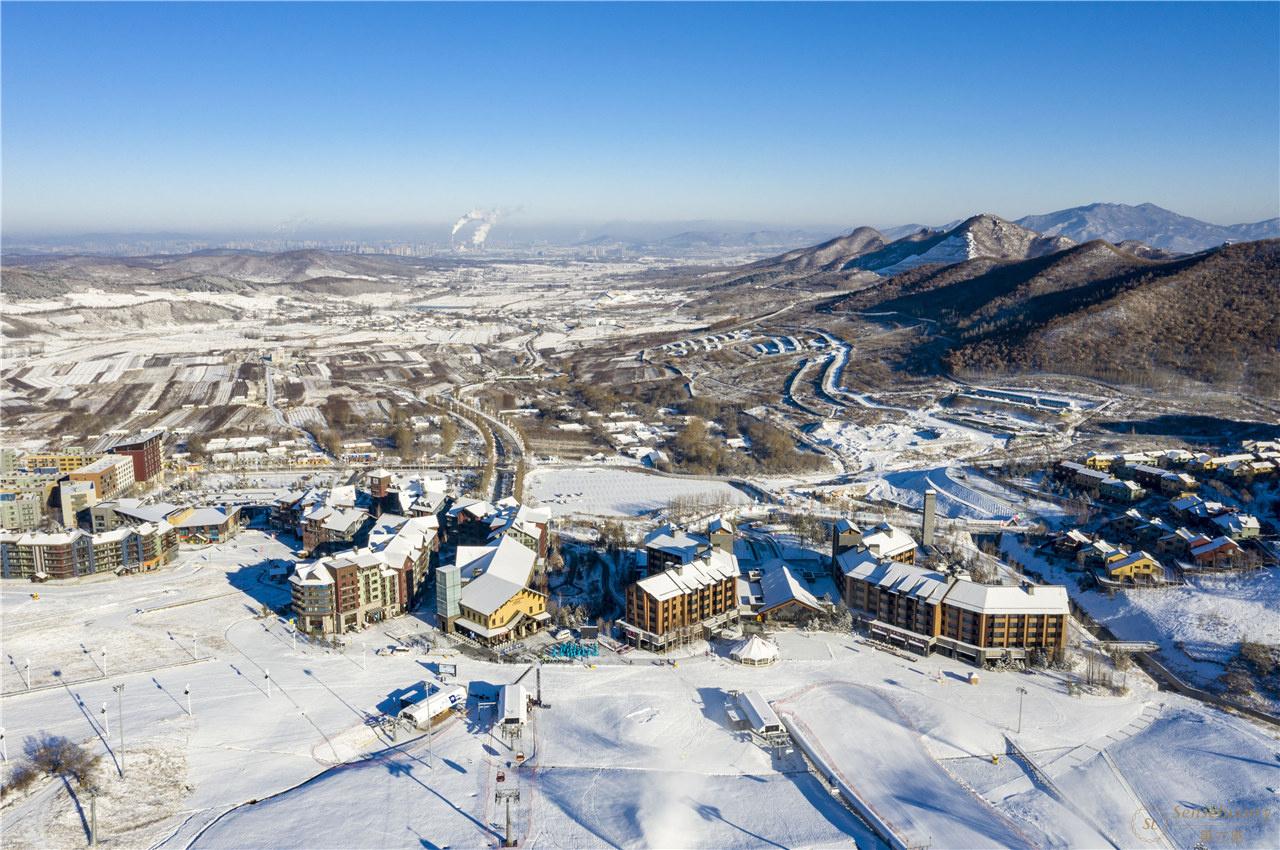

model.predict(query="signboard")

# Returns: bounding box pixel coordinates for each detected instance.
[579,625,600,642]
[437,663,458,678]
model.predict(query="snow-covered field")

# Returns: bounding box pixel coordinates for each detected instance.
[527,466,755,517]
[865,465,1067,524]
[4,531,1278,850]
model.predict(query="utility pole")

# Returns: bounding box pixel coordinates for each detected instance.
[89,786,98,846]
[1,727,6,762]
[193,634,199,660]
[101,648,108,678]
[265,669,272,698]
[1016,686,1028,735]
[184,684,192,717]
[101,702,109,736]
[24,658,30,689]
[112,683,125,778]
[495,789,521,847]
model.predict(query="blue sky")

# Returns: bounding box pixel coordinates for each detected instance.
[3,1,1278,234]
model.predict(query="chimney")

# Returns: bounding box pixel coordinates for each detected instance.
[922,489,937,548]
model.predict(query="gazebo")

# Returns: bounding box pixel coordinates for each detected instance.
[730,635,779,667]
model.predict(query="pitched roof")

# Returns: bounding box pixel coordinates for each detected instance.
[174,506,239,527]
[635,547,738,602]
[758,561,822,613]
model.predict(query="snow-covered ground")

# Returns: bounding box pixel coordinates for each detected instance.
[805,418,1004,477]
[1002,535,1280,688]
[527,466,754,518]
[864,465,1068,524]
[4,532,1278,850]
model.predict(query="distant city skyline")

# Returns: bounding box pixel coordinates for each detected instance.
[2,2,1277,235]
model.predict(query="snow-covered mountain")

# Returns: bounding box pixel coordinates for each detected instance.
[847,214,1074,275]
[1014,202,1279,254]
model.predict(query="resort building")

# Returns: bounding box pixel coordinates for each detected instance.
[835,523,1069,664]
[622,531,740,651]
[291,513,438,636]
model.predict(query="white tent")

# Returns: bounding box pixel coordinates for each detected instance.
[730,635,779,666]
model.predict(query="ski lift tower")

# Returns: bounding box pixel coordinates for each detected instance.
[495,788,521,847]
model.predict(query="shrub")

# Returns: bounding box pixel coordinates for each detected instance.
[24,733,100,787]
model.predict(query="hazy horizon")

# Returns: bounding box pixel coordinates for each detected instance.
[3,2,1278,235]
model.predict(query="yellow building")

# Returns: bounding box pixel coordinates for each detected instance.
[1106,550,1162,583]
[1085,455,1116,471]
[25,449,100,474]
[451,535,551,645]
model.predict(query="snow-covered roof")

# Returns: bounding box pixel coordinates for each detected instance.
[643,523,710,564]
[707,515,735,535]
[736,690,782,732]
[1191,536,1241,558]
[1107,551,1159,574]
[941,580,1069,616]
[459,573,528,616]
[841,555,950,605]
[109,498,188,524]
[305,505,368,533]
[758,561,822,613]
[449,497,495,520]
[174,506,239,528]
[1213,513,1260,534]
[861,522,917,560]
[730,636,779,664]
[635,547,738,602]
[457,535,540,615]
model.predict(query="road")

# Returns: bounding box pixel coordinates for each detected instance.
[263,361,327,456]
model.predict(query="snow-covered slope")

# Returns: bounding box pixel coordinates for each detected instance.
[1015,202,1280,254]
[850,214,1074,276]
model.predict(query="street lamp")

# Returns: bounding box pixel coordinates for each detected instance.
[101,702,109,736]
[184,684,192,717]
[1016,686,1028,735]
[112,683,125,778]
[264,669,272,698]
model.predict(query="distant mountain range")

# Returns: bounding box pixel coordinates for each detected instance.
[1013,202,1279,253]
[831,236,1280,392]
[736,214,1077,280]
[872,203,1277,256]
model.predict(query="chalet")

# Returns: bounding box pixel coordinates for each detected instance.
[644,517,735,576]
[1103,550,1162,584]
[1190,536,1243,569]
[484,497,551,559]
[1124,463,1167,489]
[1111,508,1146,534]
[1157,527,1210,558]
[1083,452,1115,471]
[172,506,242,544]
[302,504,371,555]
[1213,512,1261,540]
[1052,529,1092,554]
[450,536,548,645]
[1100,478,1144,502]
[756,561,824,623]
[1078,539,1123,570]
[1159,472,1198,495]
